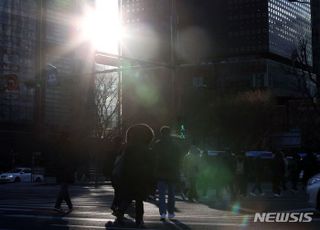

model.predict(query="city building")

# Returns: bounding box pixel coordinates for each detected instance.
[0,1,38,127]
[121,0,174,129]
[177,0,312,63]
[176,0,313,148]
[120,0,313,138]
[0,0,93,169]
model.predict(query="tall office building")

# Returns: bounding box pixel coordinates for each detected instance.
[121,0,172,62]
[0,1,38,126]
[268,0,311,62]
[120,0,312,131]
[121,0,312,95]
[177,0,311,62]
[44,0,79,130]
[121,0,174,128]
[177,0,312,96]
[175,0,313,148]
[0,0,93,166]
[0,0,93,132]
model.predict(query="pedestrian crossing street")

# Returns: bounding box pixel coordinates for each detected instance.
[0,185,255,230]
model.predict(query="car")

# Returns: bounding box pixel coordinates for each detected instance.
[0,167,44,183]
[306,173,320,210]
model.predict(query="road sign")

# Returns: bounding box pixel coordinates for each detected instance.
[5,74,19,91]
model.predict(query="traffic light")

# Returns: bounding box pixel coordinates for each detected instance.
[179,124,186,139]
[177,116,186,139]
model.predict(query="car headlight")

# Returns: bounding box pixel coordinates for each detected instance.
[308,177,320,186]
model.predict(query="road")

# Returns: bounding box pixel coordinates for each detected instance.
[0,183,319,230]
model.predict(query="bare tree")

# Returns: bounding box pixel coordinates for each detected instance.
[93,70,120,139]
[290,37,320,148]
[292,38,319,109]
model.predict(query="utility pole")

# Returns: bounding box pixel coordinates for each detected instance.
[170,0,177,123]
[118,0,123,135]
[35,0,46,134]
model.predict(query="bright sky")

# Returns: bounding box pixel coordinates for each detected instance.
[80,0,121,54]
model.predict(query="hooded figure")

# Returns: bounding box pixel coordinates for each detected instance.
[112,123,155,228]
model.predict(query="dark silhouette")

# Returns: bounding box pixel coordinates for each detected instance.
[272,151,285,197]
[288,153,301,191]
[54,133,76,213]
[250,156,264,196]
[111,124,155,228]
[153,126,182,220]
[110,136,124,215]
[282,152,289,191]
[302,151,318,189]
[234,152,248,197]
[183,141,201,201]
[198,150,211,198]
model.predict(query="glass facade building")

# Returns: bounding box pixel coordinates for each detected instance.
[0,0,38,124]
[121,0,173,128]
[121,0,171,62]
[268,0,312,63]
[177,0,312,63]
[44,0,77,129]
[0,0,90,131]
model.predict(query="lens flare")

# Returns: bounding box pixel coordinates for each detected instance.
[79,0,122,54]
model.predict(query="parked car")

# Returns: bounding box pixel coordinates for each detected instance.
[0,167,44,183]
[306,173,320,210]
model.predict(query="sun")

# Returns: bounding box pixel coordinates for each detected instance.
[80,0,122,54]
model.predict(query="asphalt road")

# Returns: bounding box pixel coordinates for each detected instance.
[0,183,319,230]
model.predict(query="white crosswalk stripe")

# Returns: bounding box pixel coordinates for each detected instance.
[0,197,254,229]
[1,184,316,229]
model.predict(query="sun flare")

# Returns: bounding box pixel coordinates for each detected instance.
[80,0,122,54]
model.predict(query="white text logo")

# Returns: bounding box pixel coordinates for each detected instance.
[254,212,313,223]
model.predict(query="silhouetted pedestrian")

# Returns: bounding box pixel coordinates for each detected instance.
[54,133,76,213]
[198,150,211,198]
[282,152,289,191]
[183,140,201,202]
[272,151,285,197]
[234,151,248,197]
[302,151,318,189]
[112,124,155,228]
[153,126,182,221]
[110,136,124,215]
[250,155,264,196]
[289,153,301,192]
[224,152,236,200]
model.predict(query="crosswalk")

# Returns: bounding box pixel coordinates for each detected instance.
[1,184,318,230]
[0,192,253,230]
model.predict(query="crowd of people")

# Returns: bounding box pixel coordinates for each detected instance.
[52,124,320,228]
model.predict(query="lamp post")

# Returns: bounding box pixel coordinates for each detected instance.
[35,0,46,133]
[170,0,178,126]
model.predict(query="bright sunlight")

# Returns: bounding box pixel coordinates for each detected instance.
[80,0,122,54]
